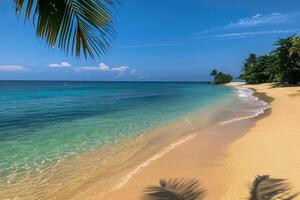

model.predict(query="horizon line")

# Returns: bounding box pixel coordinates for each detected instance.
[0,79,219,83]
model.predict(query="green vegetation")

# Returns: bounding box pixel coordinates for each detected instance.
[210,69,233,84]
[290,37,300,57]
[12,0,117,59]
[143,175,299,200]
[240,36,300,85]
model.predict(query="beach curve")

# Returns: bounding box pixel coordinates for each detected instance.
[101,83,277,200]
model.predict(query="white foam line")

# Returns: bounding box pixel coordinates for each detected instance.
[220,106,270,125]
[102,86,270,195]
[111,134,196,192]
[220,87,271,125]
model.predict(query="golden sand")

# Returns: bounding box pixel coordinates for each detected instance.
[220,83,300,199]
[102,83,300,200]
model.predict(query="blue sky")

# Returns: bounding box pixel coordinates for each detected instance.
[0,0,300,81]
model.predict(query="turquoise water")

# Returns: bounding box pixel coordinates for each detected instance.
[2,81,268,199]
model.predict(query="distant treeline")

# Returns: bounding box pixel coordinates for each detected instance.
[240,36,300,85]
[210,69,233,84]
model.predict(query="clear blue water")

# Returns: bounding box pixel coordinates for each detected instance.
[0,81,245,198]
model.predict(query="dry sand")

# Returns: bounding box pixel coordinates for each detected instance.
[102,83,300,200]
[220,83,300,200]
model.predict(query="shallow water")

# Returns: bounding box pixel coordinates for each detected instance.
[0,81,268,199]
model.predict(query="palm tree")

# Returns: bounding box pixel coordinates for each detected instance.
[289,36,300,57]
[143,178,206,200]
[210,69,218,77]
[12,0,118,59]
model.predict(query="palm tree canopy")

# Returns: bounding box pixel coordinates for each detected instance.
[13,0,117,59]
[289,36,300,57]
[143,178,206,200]
[210,69,218,76]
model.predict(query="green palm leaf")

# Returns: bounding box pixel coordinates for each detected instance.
[13,0,117,59]
[143,178,206,200]
[289,36,300,57]
[249,175,299,200]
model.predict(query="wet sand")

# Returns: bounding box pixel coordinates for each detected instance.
[102,83,300,200]
[102,113,260,199]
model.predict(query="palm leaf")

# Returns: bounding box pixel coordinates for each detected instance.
[143,178,206,200]
[249,175,299,200]
[289,36,300,57]
[13,0,117,59]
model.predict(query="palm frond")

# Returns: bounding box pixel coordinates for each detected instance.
[289,36,300,57]
[143,178,206,200]
[249,175,299,200]
[13,0,117,59]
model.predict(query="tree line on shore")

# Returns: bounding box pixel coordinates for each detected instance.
[211,35,300,85]
[240,35,300,85]
[210,69,233,84]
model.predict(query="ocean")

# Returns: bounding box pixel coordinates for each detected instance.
[0,81,269,199]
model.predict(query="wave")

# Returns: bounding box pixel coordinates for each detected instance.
[111,133,196,193]
[220,87,271,125]
[110,86,271,195]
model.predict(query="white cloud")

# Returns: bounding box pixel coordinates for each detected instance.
[99,63,110,71]
[130,68,145,79]
[81,63,129,73]
[225,12,298,29]
[0,65,28,72]
[48,62,71,68]
[194,11,300,38]
[76,63,129,76]
[197,29,299,39]
[75,66,100,71]
[110,66,129,73]
[75,63,145,79]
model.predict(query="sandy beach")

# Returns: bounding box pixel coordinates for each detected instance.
[102,83,300,200]
[2,1,300,199]
[220,83,300,199]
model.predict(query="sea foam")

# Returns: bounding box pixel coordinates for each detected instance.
[220,87,271,125]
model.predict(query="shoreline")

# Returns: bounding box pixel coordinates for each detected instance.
[223,85,273,124]
[1,84,258,200]
[3,83,294,200]
[102,83,300,200]
[67,85,265,200]
[219,83,300,199]
[110,85,271,194]
[101,84,271,200]
[102,122,257,200]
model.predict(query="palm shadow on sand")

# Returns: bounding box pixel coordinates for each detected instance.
[142,175,298,200]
